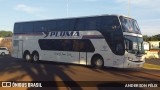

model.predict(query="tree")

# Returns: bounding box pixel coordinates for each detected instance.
[0,31,12,37]
[143,35,149,41]
[143,34,160,41]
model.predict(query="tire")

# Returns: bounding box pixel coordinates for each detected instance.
[32,52,39,62]
[1,52,5,56]
[24,52,32,62]
[92,57,104,68]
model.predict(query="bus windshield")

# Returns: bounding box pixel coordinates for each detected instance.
[120,16,141,34]
[125,36,144,54]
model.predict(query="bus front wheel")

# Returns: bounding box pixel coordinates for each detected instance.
[92,56,104,68]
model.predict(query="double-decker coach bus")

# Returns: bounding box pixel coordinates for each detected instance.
[12,15,145,68]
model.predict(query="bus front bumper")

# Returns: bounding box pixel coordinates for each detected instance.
[123,60,145,68]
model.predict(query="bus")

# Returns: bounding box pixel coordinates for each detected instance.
[12,15,145,68]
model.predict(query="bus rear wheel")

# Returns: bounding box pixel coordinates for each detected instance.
[32,52,39,62]
[92,57,104,68]
[24,52,32,62]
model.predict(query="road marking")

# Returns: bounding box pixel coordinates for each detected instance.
[143,63,160,70]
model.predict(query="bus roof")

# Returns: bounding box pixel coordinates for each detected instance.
[15,14,131,23]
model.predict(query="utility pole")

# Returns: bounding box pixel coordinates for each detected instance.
[67,0,69,17]
[128,0,130,17]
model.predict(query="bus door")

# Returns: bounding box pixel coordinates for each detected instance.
[12,40,18,58]
[79,39,94,65]
[79,52,87,65]
[18,40,23,58]
[66,52,87,65]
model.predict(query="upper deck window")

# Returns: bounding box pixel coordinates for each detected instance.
[100,16,120,30]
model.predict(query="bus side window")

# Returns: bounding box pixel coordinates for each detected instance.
[100,16,119,30]
[82,39,95,52]
[23,22,33,33]
[79,40,85,52]
[14,23,23,34]
[115,42,125,55]
[53,40,62,51]
[62,40,73,51]
[72,40,80,51]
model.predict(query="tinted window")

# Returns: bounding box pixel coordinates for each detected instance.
[76,17,100,30]
[114,32,125,55]
[100,29,125,55]
[76,16,119,31]
[23,22,33,33]
[56,20,66,31]
[34,19,76,32]
[76,18,86,30]
[85,17,100,30]
[100,16,120,30]
[45,20,57,31]
[34,21,46,32]
[14,23,23,34]
[38,39,95,52]
[54,19,74,31]
[65,19,76,31]
[72,39,95,52]
[101,31,116,52]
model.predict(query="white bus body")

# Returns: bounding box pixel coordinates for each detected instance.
[12,15,145,68]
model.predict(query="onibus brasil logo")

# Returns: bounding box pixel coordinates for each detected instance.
[42,31,80,38]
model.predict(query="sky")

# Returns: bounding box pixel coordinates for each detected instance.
[0,0,160,36]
